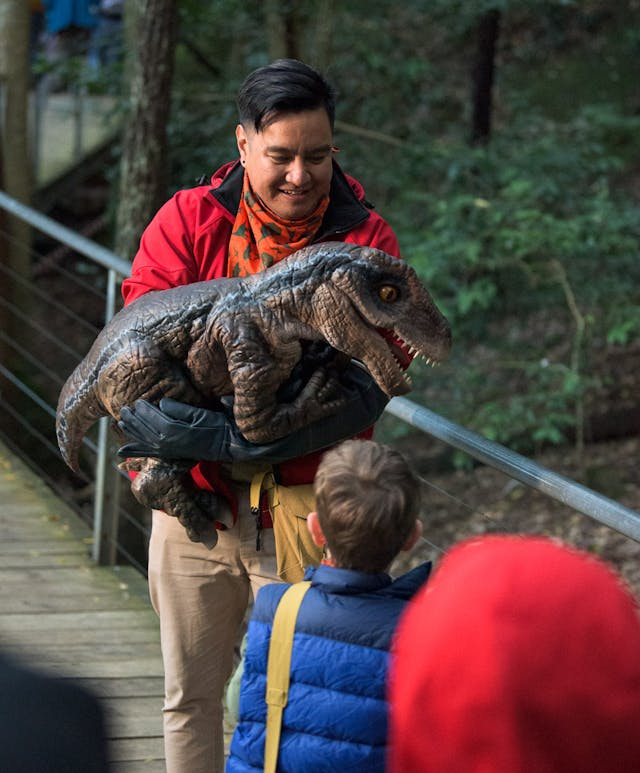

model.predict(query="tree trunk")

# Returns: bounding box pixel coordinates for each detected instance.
[470,8,501,145]
[0,0,32,364]
[114,0,177,261]
[265,0,302,60]
[311,0,335,71]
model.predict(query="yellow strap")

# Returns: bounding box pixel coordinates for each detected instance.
[263,581,312,773]
[250,468,274,514]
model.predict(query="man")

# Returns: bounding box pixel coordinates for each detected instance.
[119,59,402,773]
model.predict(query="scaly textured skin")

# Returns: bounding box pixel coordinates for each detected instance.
[56,242,451,543]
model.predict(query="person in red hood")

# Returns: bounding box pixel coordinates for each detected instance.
[388,535,640,773]
[117,59,405,773]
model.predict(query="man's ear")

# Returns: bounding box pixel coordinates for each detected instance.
[401,519,423,552]
[236,123,248,162]
[307,511,326,548]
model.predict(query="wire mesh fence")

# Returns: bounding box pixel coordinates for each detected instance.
[0,192,148,573]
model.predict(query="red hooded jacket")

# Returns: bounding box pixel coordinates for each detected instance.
[389,535,640,773]
[121,160,401,499]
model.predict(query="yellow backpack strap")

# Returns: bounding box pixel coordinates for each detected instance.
[263,580,312,773]
[250,468,274,550]
[250,468,273,513]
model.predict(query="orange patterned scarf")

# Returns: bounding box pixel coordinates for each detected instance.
[227,172,329,277]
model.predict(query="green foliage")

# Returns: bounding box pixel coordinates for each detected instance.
[394,104,640,452]
[465,360,595,449]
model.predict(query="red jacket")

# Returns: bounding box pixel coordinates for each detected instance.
[122,160,401,494]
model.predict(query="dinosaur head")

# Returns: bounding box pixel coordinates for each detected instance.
[306,243,452,396]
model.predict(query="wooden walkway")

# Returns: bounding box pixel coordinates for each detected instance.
[0,440,165,771]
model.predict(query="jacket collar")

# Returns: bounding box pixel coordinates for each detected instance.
[305,562,431,598]
[306,564,392,594]
[210,160,371,237]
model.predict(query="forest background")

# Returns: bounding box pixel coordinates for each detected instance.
[1,0,640,579]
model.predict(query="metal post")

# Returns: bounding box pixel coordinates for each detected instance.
[92,416,110,563]
[92,268,120,564]
[72,84,84,162]
[32,80,46,182]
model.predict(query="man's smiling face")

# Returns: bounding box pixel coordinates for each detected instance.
[236,107,334,221]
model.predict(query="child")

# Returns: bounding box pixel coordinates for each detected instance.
[226,439,430,773]
[389,535,640,772]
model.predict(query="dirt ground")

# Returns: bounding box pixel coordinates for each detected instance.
[389,432,640,595]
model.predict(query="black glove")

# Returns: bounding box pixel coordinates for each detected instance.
[117,361,389,464]
[118,398,237,462]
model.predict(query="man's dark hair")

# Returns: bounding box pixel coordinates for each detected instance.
[237,59,336,132]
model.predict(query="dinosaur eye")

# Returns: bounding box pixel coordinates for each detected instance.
[378,285,399,303]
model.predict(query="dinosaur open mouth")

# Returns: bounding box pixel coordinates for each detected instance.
[377,328,414,370]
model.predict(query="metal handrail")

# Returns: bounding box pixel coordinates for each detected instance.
[0,189,130,275]
[386,398,640,542]
[1,189,639,569]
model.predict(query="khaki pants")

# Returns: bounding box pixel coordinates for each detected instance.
[148,483,278,773]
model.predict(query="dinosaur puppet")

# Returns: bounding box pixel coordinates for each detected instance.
[57,242,451,544]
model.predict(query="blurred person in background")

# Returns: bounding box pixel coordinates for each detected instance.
[0,650,110,772]
[388,535,640,773]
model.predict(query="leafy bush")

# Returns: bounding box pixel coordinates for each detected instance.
[393,106,640,452]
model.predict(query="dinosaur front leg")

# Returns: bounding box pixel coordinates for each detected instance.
[120,457,229,548]
[234,364,349,443]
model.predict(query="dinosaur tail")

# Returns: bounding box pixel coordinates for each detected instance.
[56,364,108,474]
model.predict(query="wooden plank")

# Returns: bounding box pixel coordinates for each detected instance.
[0,586,144,605]
[19,657,164,679]
[0,539,91,551]
[115,760,167,773]
[0,516,92,536]
[0,609,158,632]
[79,677,165,699]
[0,567,98,584]
[0,554,92,569]
[0,624,158,647]
[0,640,163,666]
[110,737,165,763]
[0,564,149,597]
[0,593,150,613]
[0,539,90,555]
[0,504,90,524]
[107,714,164,739]
[0,518,89,537]
[103,695,164,719]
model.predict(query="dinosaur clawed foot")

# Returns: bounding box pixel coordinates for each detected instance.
[124,457,228,548]
[294,366,348,422]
